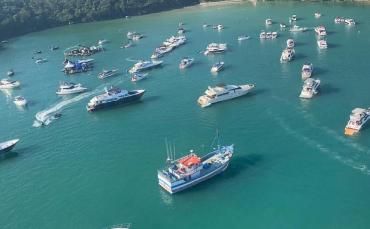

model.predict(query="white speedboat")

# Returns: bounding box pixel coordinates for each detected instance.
[315,26,327,36]
[265,19,272,25]
[286,39,295,48]
[123,42,133,49]
[345,18,356,26]
[291,15,297,21]
[13,96,27,106]
[317,39,328,49]
[334,17,345,24]
[98,69,119,79]
[56,82,87,95]
[344,108,370,136]
[132,34,143,40]
[217,24,224,30]
[0,79,20,89]
[260,31,266,39]
[211,62,225,73]
[98,39,108,45]
[197,84,255,107]
[131,73,148,82]
[0,139,19,153]
[237,35,250,41]
[203,23,210,28]
[299,78,320,99]
[110,223,131,229]
[203,43,227,55]
[179,57,194,69]
[7,69,14,76]
[128,60,163,74]
[280,48,295,63]
[289,25,307,32]
[178,27,186,34]
[271,31,278,39]
[315,12,322,18]
[301,63,313,80]
[280,23,287,29]
[35,58,47,64]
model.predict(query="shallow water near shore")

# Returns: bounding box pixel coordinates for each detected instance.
[1,2,370,228]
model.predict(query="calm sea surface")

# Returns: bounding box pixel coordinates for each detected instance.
[1,2,370,228]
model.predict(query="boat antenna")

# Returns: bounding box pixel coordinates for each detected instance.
[165,138,171,162]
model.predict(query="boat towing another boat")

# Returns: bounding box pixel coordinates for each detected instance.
[56,82,87,95]
[265,18,272,25]
[299,78,320,99]
[315,12,322,18]
[0,139,19,154]
[86,87,145,112]
[237,35,250,41]
[197,83,255,108]
[344,108,370,136]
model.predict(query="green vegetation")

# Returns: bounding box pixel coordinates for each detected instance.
[0,0,199,40]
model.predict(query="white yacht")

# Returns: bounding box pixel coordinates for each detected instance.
[299,78,320,99]
[211,62,225,73]
[129,60,163,74]
[290,25,307,32]
[0,79,20,89]
[286,39,295,48]
[203,43,227,55]
[317,39,328,49]
[301,63,313,80]
[265,19,272,25]
[13,96,27,106]
[315,26,327,36]
[179,57,194,69]
[56,82,87,95]
[131,73,148,82]
[344,108,370,136]
[237,35,250,41]
[345,18,356,26]
[197,84,255,107]
[315,12,322,18]
[280,48,295,63]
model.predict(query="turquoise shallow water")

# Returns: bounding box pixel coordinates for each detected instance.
[1,2,370,228]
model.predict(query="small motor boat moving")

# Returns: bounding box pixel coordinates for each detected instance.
[13,96,27,106]
[0,139,19,153]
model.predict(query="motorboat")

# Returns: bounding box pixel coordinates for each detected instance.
[98,39,109,45]
[291,15,297,21]
[265,19,272,25]
[301,63,313,80]
[123,42,133,49]
[0,79,20,89]
[197,83,255,107]
[128,60,163,74]
[63,59,94,74]
[286,39,295,48]
[344,108,370,136]
[158,141,234,194]
[33,50,42,54]
[56,82,87,95]
[299,78,320,99]
[132,34,144,41]
[13,96,27,106]
[315,26,327,36]
[179,57,194,69]
[110,223,131,229]
[86,87,145,111]
[131,73,148,82]
[260,31,266,39]
[317,39,328,49]
[0,139,19,154]
[280,48,295,62]
[211,62,225,73]
[217,24,224,30]
[50,46,59,51]
[280,23,287,29]
[203,43,227,55]
[289,25,307,32]
[345,18,356,26]
[237,35,250,41]
[334,17,345,24]
[35,58,47,64]
[271,32,278,39]
[98,69,119,79]
[203,23,210,28]
[315,12,322,18]
[7,69,14,76]
[127,31,142,39]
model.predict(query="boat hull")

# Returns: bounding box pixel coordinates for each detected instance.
[0,139,19,154]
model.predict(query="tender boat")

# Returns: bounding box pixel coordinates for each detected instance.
[179,58,194,69]
[344,108,370,136]
[35,58,47,64]
[63,59,94,74]
[315,12,322,18]
[64,45,103,56]
[286,39,295,48]
[127,31,142,39]
[98,69,119,79]
[203,23,210,28]
[345,18,356,26]
[299,78,320,99]
[0,139,19,154]
[158,140,234,194]
[271,32,278,39]
[217,24,224,30]
[13,96,27,106]
[7,69,14,76]
[289,25,307,32]
[317,39,328,49]
[56,82,87,95]
[280,23,287,29]
[132,34,144,41]
[203,43,227,55]
[178,27,186,34]
[315,26,327,36]
[197,83,255,107]
[260,31,266,39]
[128,60,163,74]
[280,48,295,63]
[86,87,145,112]
[301,63,313,80]
[50,46,59,51]
[0,79,20,89]
[334,17,345,24]
[110,223,131,229]
[211,62,225,73]
[98,39,108,45]
[237,35,250,41]
[265,19,272,25]
[123,42,133,49]
[291,15,297,21]
[131,73,148,82]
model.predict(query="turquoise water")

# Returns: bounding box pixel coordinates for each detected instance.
[1,2,370,228]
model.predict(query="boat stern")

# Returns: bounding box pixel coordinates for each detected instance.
[344,128,359,136]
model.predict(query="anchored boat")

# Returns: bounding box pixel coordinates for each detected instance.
[0,139,19,154]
